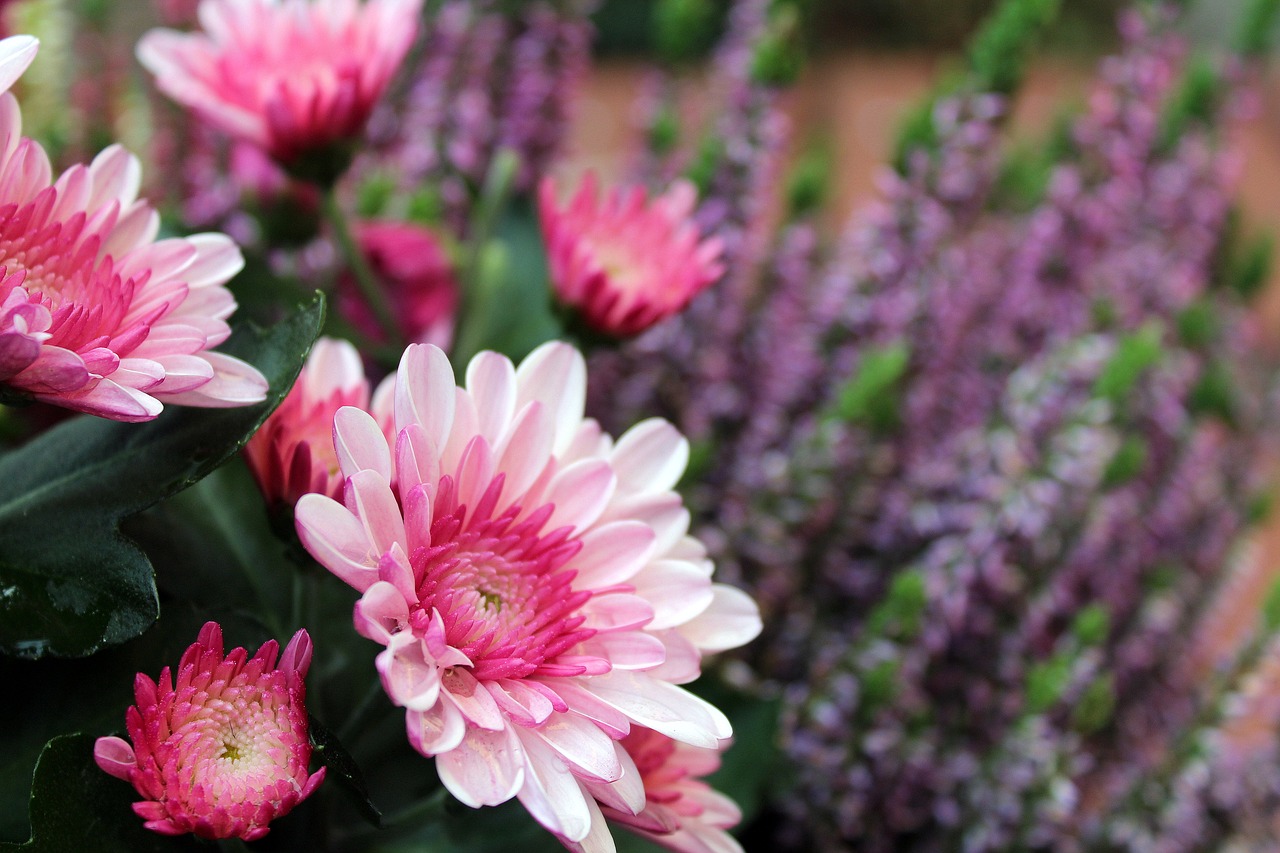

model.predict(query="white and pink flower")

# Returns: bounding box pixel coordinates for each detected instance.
[0,35,266,421]
[539,173,725,338]
[137,0,424,178]
[94,622,325,841]
[294,341,760,848]
[244,336,371,507]
[581,727,743,853]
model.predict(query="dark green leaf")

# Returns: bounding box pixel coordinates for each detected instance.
[0,733,202,853]
[309,714,382,828]
[0,296,325,659]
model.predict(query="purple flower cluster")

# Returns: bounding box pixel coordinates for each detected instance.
[392,0,595,229]
[588,6,1280,849]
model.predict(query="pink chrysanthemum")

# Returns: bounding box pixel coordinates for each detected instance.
[295,341,760,847]
[137,0,425,179]
[0,35,266,421]
[244,336,370,507]
[94,622,325,841]
[538,173,725,338]
[338,221,458,349]
[584,727,743,853]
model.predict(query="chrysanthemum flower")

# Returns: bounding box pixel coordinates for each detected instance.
[137,0,425,182]
[583,727,743,853]
[538,173,725,338]
[94,622,325,841]
[244,336,371,507]
[338,221,458,349]
[0,35,266,421]
[295,341,760,847]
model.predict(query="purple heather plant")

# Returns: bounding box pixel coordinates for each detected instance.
[589,4,1280,850]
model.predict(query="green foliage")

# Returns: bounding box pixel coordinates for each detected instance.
[654,0,718,64]
[1188,360,1238,426]
[868,569,928,639]
[1072,673,1116,734]
[1175,299,1220,349]
[1262,578,1280,633]
[0,734,203,852]
[1236,0,1280,56]
[786,143,832,218]
[1157,55,1221,154]
[309,715,382,828]
[0,297,324,659]
[1092,324,1163,407]
[357,172,399,219]
[1025,654,1072,715]
[967,0,1062,95]
[833,341,911,432]
[1071,604,1111,647]
[1102,435,1149,490]
[750,1,805,87]
[861,659,900,710]
[1225,234,1274,301]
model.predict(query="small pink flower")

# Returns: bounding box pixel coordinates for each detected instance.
[339,221,458,349]
[0,35,266,421]
[94,622,325,841]
[539,173,724,338]
[295,341,760,847]
[137,0,424,179]
[585,727,744,853]
[244,336,371,507]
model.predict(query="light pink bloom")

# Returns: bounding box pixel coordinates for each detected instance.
[538,173,725,338]
[94,622,325,841]
[0,35,266,421]
[244,336,370,507]
[581,727,743,853]
[295,341,760,847]
[338,221,458,349]
[137,0,424,177]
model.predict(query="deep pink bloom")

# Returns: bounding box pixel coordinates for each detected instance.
[539,173,725,338]
[339,221,458,349]
[583,727,743,853]
[295,341,760,847]
[244,336,371,506]
[137,0,424,177]
[0,36,266,421]
[94,622,325,841]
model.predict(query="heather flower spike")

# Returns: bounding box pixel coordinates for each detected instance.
[137,0,425,184]
[244,336,372,507]
[295,341,760,848]
[0,35,266,421]
[539,173,725,338]
[94,622,325,841]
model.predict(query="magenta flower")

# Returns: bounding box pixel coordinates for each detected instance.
[338,221,458,349]
[94,622,325,841]
[244,336,372,507]
[137,0,424,180]
[539,173,725,338]
[0,36,266,421]
[584,727,743,853]
[294,341,760,846]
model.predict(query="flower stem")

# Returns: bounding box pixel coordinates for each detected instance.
[324,189,404,352]
[451,148,520,364]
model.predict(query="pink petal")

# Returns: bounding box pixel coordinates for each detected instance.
[437,725,525,807]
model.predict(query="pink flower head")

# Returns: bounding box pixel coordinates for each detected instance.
[538,173,725,338]
[137,0,425,180]
[94,622,325,841]
[587,727,743,853]
[338,221,458,349]
[244,336,370,507]
[0,35,266,421]
[295,341,761,847]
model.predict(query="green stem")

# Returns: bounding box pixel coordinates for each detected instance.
[338,676,387,742]
[324,189,404,352]
[451,148,521,361]
[383,787,450,828]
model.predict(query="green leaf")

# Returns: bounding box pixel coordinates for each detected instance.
[0,296,325,659]
[0,733,202,852]
[309,714,382,829]
[833,341,911,432]
[1092,324,1163,406]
